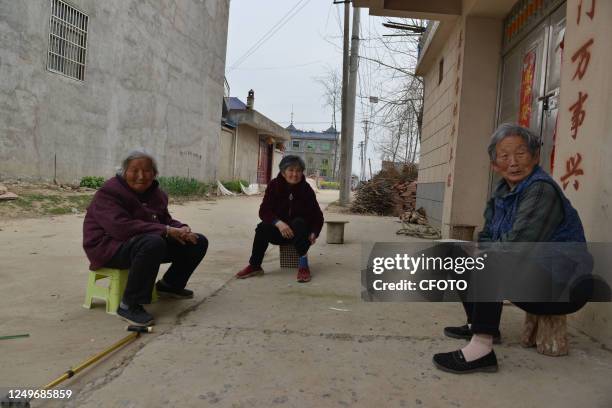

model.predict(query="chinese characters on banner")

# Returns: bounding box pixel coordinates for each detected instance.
[518,49,537,127]
[561,0,595,191]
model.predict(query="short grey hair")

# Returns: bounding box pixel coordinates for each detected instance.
[487,123,541,161]
[117,149,159,177]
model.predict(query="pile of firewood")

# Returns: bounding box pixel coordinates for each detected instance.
[350,177,395,215]
[350,164,418,216]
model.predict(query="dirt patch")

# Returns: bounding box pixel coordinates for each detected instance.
[0,180,217,221]
[0,181,95,220]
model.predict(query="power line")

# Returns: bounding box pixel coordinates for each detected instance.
[228,0,312,71]
[231,60,324,71]
[229,0,307,70]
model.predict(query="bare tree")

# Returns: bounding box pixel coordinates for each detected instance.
[315,66,342,179]
[355,18,425,171]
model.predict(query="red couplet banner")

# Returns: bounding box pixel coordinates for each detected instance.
[518,49,536,127]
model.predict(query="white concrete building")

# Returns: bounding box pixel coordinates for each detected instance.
[356,0,612,350]
[0,0,230,182]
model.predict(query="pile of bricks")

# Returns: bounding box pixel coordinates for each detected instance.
[391,181,417,217]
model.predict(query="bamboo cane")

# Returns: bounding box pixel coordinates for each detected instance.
[43,331,140,390]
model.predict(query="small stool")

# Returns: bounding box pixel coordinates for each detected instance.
[279,245,299,269]
[83,268,158,315]
[520,312,568,356]
[325,221,349,244]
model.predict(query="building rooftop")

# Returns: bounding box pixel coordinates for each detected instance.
[286,125,338,141]
[222,97,290,141]
[225,97,247,111]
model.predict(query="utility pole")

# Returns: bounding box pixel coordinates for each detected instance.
[339,1,350,203]
[358,141,364,181]
[339,4,360,206]
[362,119,369,181]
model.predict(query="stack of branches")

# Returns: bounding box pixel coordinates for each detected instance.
[350,176,395,215]
[350,164,418,216]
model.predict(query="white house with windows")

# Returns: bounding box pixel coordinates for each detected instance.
[284,125,339,181]
[0,0,230,183]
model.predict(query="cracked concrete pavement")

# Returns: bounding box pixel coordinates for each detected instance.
[1,190,611,407]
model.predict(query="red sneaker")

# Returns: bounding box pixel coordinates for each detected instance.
[297,266,311,283]
[235,265,264,279]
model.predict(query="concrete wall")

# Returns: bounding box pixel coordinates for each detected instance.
[271,148,283,180]
[443,17,503,237]
[218,127,234,181]
[234,125,259,184]
[416,20,463,227]
[553,0,612,349]
[0,0,230,183]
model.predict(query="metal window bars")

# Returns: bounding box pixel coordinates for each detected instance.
[47,0,88,81]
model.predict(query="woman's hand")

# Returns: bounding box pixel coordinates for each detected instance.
[275,221,294,239]
[309,233,317,245]
[167,226,199,245]
[167,226,186,244]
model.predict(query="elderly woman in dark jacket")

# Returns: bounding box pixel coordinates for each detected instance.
[433,123,590,374]
[83,150,208,326]
[236,155,324,283]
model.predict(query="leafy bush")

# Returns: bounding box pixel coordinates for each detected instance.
[320,181,340,190]
[79,176,105,189]
[158,176,210,197]
[221,180,249,193]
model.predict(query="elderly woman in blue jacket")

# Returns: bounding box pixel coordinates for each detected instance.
[433,123,590,374]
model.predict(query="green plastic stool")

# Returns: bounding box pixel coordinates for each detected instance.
[83,268,158,315]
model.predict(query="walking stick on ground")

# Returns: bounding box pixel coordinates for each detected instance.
[1,326,152,407]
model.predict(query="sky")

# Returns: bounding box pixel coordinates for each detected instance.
[224,0,409,177]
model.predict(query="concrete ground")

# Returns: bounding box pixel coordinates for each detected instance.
[1,190,611,408]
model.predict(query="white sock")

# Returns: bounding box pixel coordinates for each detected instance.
[461,334,493,362]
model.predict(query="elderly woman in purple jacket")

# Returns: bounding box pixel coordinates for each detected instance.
[83,150,208,326]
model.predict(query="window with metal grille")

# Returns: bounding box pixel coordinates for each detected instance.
[47,0,88,81]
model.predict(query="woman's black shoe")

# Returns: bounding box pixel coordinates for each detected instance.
[117,304,154,326]
[433,350,498,374]
[444,324,502,344]
[155,280,194,299]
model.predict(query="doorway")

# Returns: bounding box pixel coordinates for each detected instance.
[494,2,566,189]
[257,138,273,185]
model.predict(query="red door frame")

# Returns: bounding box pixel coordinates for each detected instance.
[257,139,273,184]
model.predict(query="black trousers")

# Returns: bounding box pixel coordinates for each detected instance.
[464,296,589,335]
[249,218,311,267]
[448,246,592,336]
[106,233,208,305]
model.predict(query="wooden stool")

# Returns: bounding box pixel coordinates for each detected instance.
[279,245,299,269]
[520,312,568,356]
[83,268,158,315]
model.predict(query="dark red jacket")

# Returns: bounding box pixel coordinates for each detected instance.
[259,173,324,236]
[82,176,186,270]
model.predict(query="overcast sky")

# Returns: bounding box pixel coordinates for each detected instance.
[225,0,392,176]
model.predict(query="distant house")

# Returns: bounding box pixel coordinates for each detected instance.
[221,91,290,185]
[284,125,339,181]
